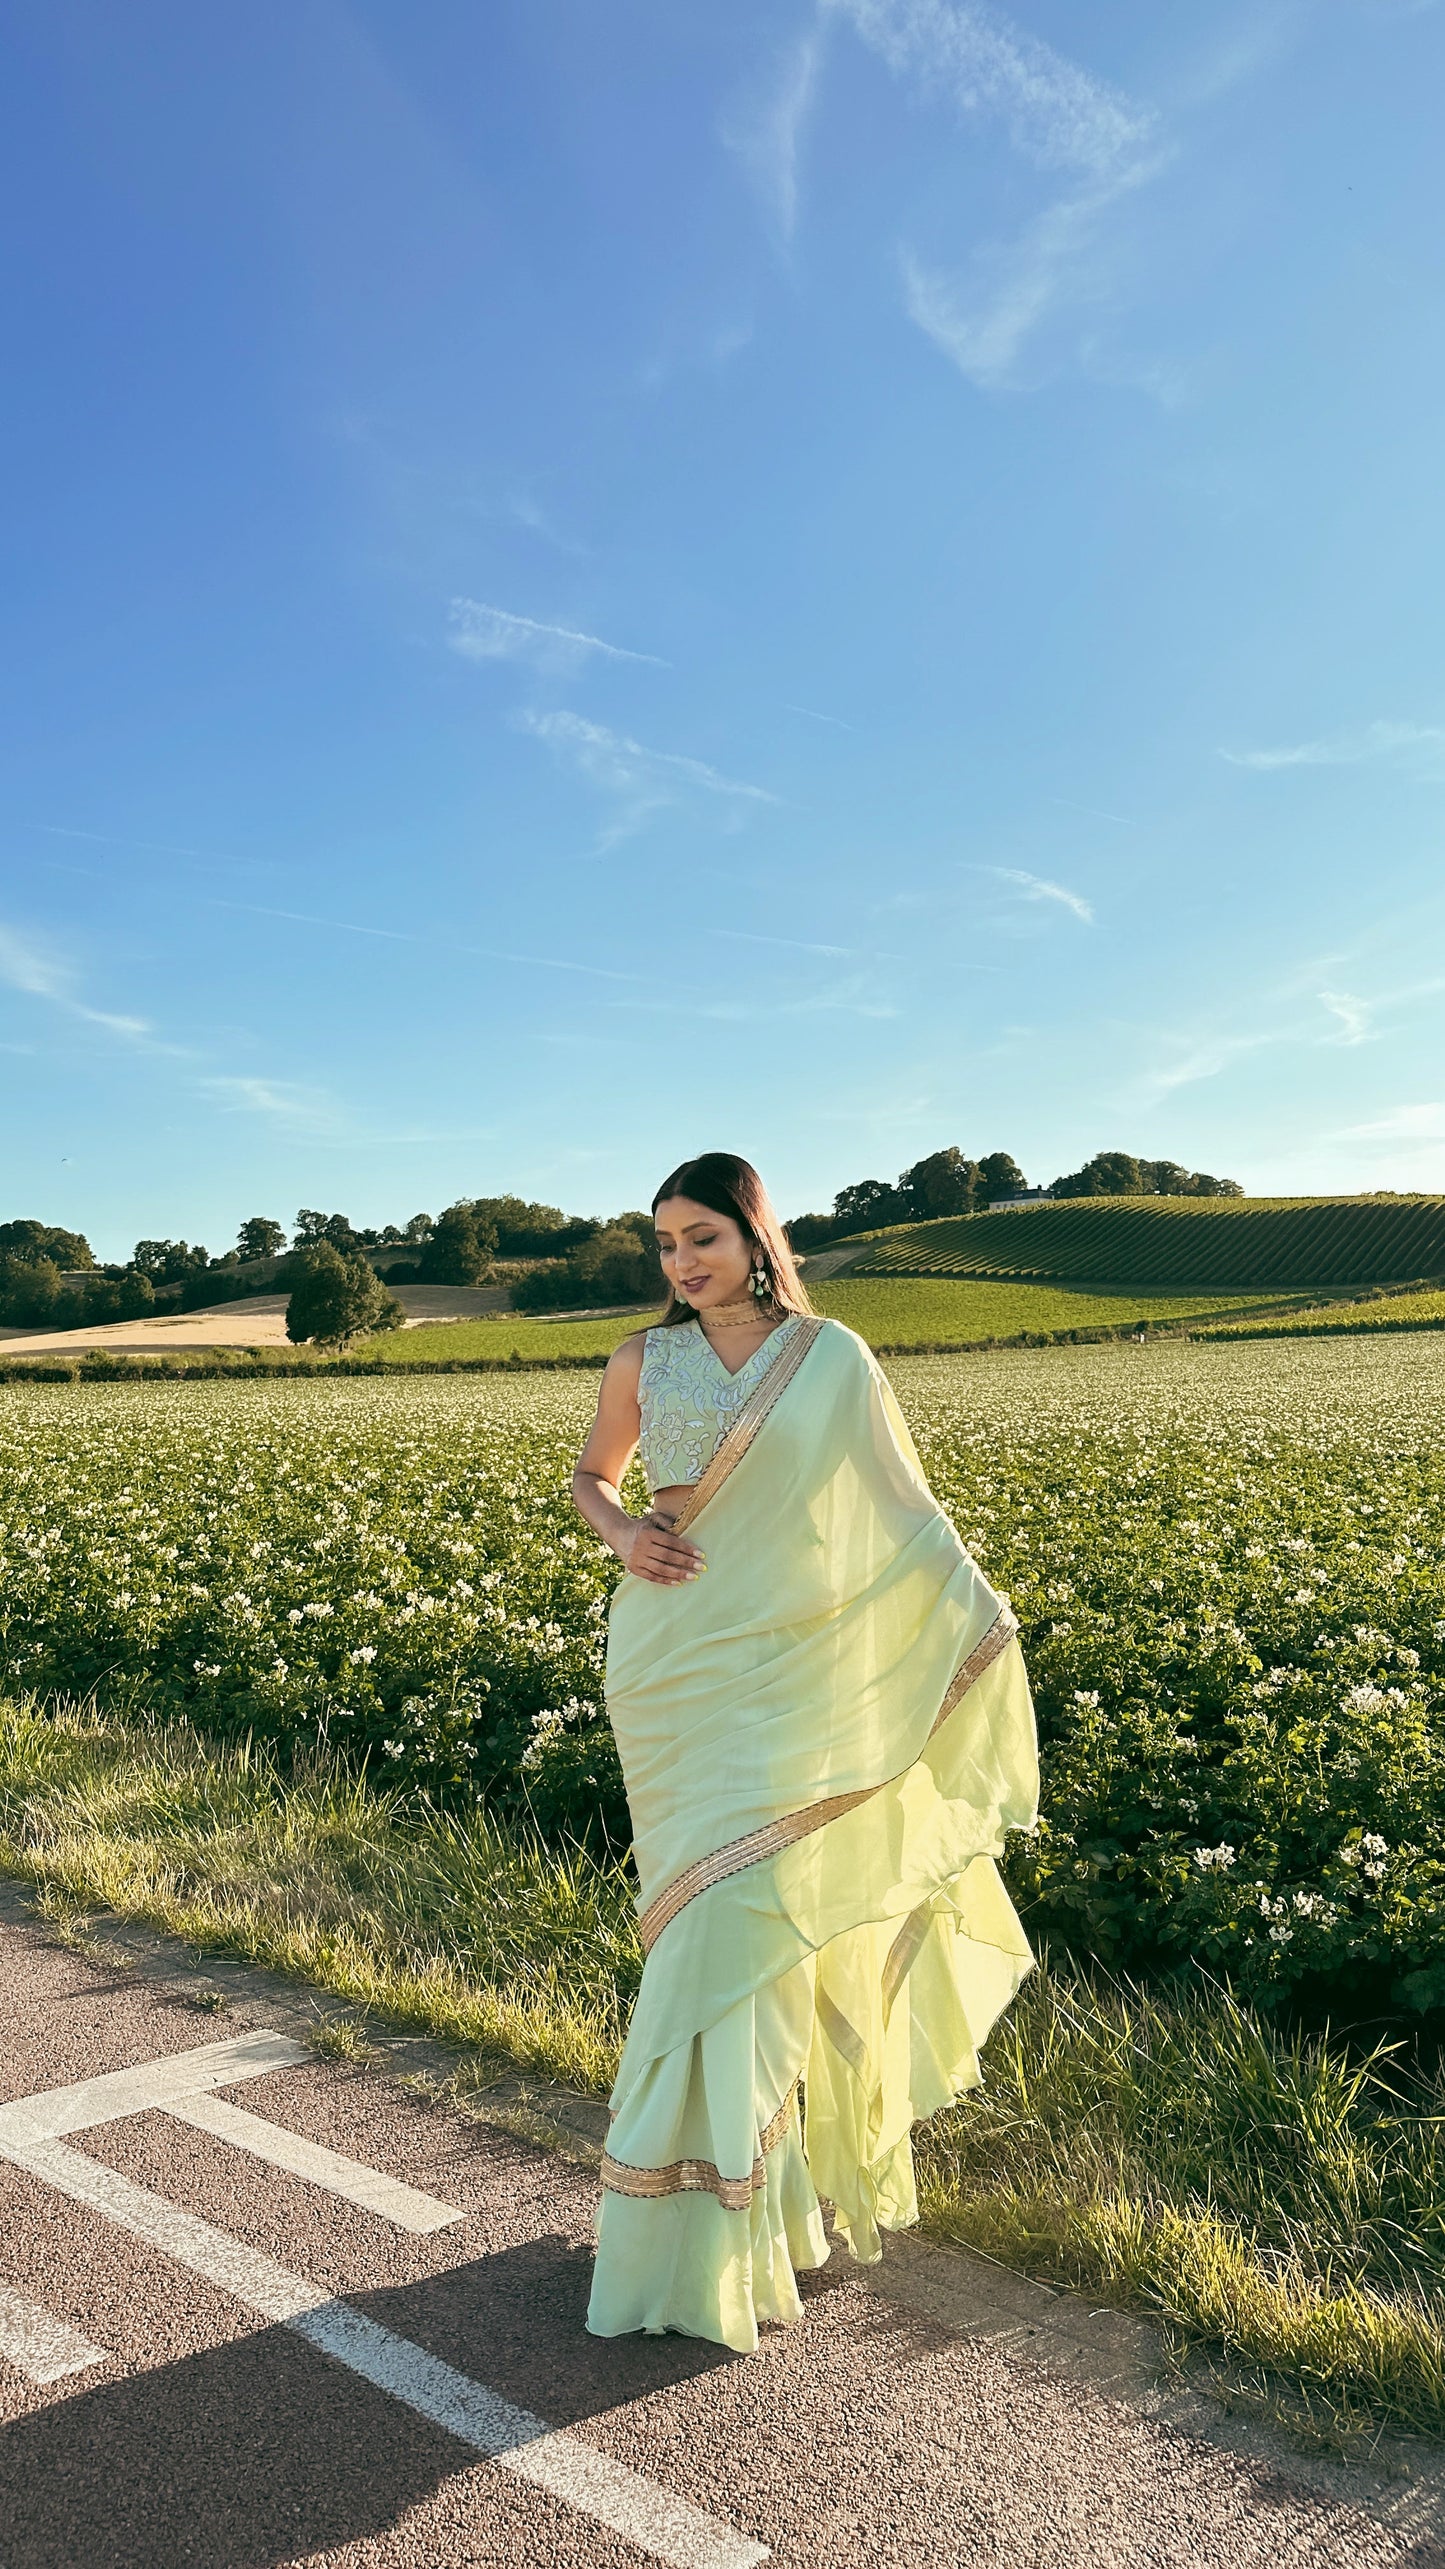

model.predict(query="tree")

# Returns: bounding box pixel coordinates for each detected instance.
[285,1243,404,1348]
[512,1224,658,1312]
[1051,1152,1143,1198]
[402,1212,434,1243]
[418,1201,496,1285]
[236,1217,286,1263]
[833,1178,905,1234]
[899,1148,979,1220]
[132,1239,210,1284]
[293,1209,329,1244]
[1140,1161,1191,1197]
[785,1212,837,1251]
[0,1219,94,1269]
[0,1254,66,1326]
[978,1152,1028,1202]
[80,1269,155,1325]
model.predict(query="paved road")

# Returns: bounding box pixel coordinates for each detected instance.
[2,1916,1442,2569]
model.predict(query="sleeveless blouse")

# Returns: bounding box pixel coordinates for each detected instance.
[637,1316,801,1494]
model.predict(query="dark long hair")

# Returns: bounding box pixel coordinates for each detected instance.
[651,1152,814,1327]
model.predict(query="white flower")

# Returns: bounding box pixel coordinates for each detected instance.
[348,1644,377,1665]
[1192,1843,1237,1871]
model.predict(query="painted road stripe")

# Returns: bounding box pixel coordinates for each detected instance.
[0,2031,309,2148]
[0,2283,107,2385]
[164,2093,462,2233]
[1,2135,767,2569]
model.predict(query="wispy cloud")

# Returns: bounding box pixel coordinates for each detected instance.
[517,710,779,851]
[1336,1103,1445,1143]
[785,702,855,730]
[824,0,1161,389]
[988,866,1094,922]
[828,0,1151,177]
[1136,1026,1279,1101]
[199,1076,338,1132]
[614,972,897,1022]
[1049,795,1133,824]
[1220,719,1445,773]
[723,26,824,240]
[713,927,854,958]
[448,597,666,675]
[1319,989,1373,1045]
[210,899,641,984]
[0,922,155,1043]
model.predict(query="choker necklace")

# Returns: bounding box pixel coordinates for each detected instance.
[696,1298,769,1329]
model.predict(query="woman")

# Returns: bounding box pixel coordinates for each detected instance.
[571,1152,1039,2353]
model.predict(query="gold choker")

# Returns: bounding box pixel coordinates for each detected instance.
[696,1298,769,1328]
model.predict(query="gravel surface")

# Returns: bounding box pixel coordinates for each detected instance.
[2,1921,1442,2569]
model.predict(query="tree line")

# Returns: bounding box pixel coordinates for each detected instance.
[787,1145,1242,1246]
[0,1150,1245,1334]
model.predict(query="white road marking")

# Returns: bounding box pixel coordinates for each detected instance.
[0,2283,107,2384]
[0,2031,308,2148]
[0,2051,769,2569]
[163,2093,461,2233]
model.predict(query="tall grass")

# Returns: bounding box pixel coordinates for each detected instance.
[6,1695,1445,2435]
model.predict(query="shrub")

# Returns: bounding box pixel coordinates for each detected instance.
[286,1244,404,1348]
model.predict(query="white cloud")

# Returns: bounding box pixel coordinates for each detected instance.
[1319,989,1373,1045]
[517,709,779,850]
[448,598,666,675]
[1220,720,1445,772]
[989,866,1094,922]
[826,0,1152,177]
[199,1076,338,1133]
[1135,1027,1278,1100]
[826,0,1162,389]
[723,27,824,239]
[1335,1103,1445,1143]
[0,921,153,1042]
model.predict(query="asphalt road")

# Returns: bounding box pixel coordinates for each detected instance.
[2,1917,1442,2569]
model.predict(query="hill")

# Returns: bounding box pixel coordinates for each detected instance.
[837,1196,1445,1294]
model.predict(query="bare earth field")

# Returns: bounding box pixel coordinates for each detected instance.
[0,1287,509,1357]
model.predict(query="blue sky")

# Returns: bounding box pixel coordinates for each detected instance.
[3,0,1443,1260]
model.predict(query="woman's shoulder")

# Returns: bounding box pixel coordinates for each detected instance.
[603,1329,651,1383]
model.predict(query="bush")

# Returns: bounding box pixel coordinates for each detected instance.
[512,1224,659,1313]
[417,1203,495,1286]
[0,1254,66,1328]
[286,1244,404,1348]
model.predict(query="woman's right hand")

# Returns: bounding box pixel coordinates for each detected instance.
[620,1512,706,1585]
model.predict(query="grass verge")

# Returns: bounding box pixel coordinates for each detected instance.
[5,1695,1445,2439]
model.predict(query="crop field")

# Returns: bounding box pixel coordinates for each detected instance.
[360,1275,1307,1365]
[1194,1286,1445,1341]
[2,1330,1442,2024]
[851,1194,1445,1292]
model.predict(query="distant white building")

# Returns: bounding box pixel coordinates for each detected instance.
[987,1191,1050,1211]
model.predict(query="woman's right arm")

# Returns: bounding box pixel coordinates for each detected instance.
[571,1337,706,1587]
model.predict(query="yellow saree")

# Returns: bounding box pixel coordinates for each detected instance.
[588,1315,1039,2352]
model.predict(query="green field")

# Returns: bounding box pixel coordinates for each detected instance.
[849,1194,1445,1292]
[360,1276,1313,1365]
[1194,1285,1445,1341]
[5,1331,1445,2432]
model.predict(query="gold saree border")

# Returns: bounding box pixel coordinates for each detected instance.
[600,2078,800,2211]
[636,1599,1019,1956]
[667,1314,825,1537]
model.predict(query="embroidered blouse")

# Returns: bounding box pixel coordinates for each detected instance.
[637,1316,801,1494]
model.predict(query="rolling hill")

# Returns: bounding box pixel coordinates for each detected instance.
[835,1196,1445,1294]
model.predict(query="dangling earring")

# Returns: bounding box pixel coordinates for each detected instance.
[751,1258,769,1303]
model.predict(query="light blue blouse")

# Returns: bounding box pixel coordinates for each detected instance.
[637,1316,800,1494]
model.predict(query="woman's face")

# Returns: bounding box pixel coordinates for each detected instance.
[653,1195,753,1311]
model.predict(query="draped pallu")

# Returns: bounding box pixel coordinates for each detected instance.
[587,1316,1040,2352]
